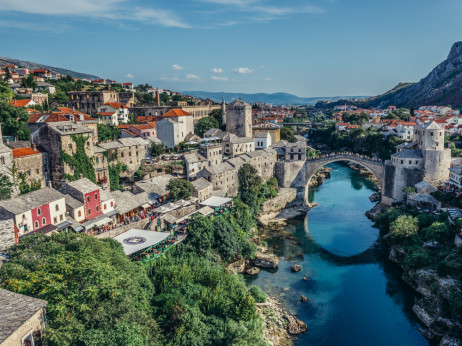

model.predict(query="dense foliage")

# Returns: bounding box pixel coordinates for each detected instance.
[151,143,166,158]
[0,173,13,200]
[0,233,162,346]
[280,127,297,142]
[0,102,30,140]
[167,178,194,201]
[97,124,120,143]
[61,134,96,183]
[195,117,219,137]
[309,125,403,160]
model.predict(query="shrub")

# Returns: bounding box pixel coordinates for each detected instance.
[249,286,267,303]
[405,248,432,270]
[390,215,419,240]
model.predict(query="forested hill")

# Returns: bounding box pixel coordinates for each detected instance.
[362,41,462,108]
[182,91,367,105]
[0,56,101,80]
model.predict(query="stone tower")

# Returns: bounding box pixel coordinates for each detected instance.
[415,122,451,182]
[225,99,252,138]
[221,95,226,125]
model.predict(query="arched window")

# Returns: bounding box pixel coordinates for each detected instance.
[37,208,41,215]
[88,209,91,215]
[34,221,39,229]
[55,204,59,211]
[95,193,98,200]
[42,217,46,226]
[78,210,82,217]
[96,206,99,212]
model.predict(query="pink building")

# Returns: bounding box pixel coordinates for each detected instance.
[128,124,157,138]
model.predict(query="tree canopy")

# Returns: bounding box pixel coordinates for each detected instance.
[0,173,13,200]
[280,127,297,142]
[195,117,219,137]
[167,178,194,201]
[0,102,30,140]
[97,124,120,143]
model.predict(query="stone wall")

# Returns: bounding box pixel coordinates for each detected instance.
[260,188,297,215]
[0,219,14,253]
[2,308,47,346]
[14,153,46,187]
[95,218,151,239]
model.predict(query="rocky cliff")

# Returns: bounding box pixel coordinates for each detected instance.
[365,42,462,108]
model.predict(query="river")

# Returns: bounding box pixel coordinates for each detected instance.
[249,162,429,346]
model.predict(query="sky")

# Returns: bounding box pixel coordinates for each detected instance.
[0,0,461,97]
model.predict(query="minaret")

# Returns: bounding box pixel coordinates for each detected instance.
[221,94,226,125]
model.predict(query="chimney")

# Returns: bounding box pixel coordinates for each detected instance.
[156,91,161,107]
[32,144,36,151]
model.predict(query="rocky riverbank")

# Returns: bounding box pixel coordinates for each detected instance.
[308,167,331,187]
[258,193,311,226]
[388,244,462,344]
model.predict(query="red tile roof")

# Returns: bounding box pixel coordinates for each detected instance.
[130,124,154,130]
[118,124,132,129]
[12,147,40,158]
[44,113,70,123]
[136,116,162,123]
[162,108,192,117]
[28,114,43,123]
[98,112,116,116]
[122,129,137,137]
[8,99,33,107]
[147,121,157,128]
[103,102,127,109]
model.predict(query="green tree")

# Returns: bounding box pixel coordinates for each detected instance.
[0,102,30,140]
[97,124,120,142]
[160,92,170,105]
[403,186,416,203]
[280,127,297,142]
[390,215,419,240]
[20,74,37,90]
[238,164,262,212]
[0,173,13,200]
[0,233,162,346]
[195,117,219,137]
[0,81,14,102]
[209,108,224,128]
[151,143,166,158]
[167,178,194,201]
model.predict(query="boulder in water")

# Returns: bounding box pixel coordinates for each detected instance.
[291,264,302,272]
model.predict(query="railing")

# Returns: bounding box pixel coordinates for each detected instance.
[307,152,383,165]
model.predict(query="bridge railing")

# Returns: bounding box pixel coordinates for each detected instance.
[307,152,383,165]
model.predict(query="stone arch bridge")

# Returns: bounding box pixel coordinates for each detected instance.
[276,153,385,202]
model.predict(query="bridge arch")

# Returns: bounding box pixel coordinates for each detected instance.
[304,154,385,202]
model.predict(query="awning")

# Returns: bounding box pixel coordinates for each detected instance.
[104,209,120,218]
[56,220,72,231]
[82,216,113,229]
[73,226,83,232]
[141,203,151,209]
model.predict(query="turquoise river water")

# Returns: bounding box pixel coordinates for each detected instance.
[248,162,429,346]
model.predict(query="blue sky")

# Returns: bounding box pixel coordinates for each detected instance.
[0,0,461,97]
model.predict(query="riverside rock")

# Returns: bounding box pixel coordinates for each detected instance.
[291,265,301,272]
[252,254,279,268]
[246,267,260,275]
[285,314,308,335]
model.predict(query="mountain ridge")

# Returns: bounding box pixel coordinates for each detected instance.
[0,56,101,80]
[182,90,368,105]
[363,42,462,108]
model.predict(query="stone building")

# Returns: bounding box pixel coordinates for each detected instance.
[12,145,48,188]
[271,136,307,161]
[222,133,255,158]
[0,288,48,346]
[0,218,14,253]
[225,99,252,138]
[252,123,281,144]
[34,122,96,188]
[253,131,272,149]
[192,178,213,202]
[156,109,194,148]
[383,121,451,203]
[68,90,118,114]
[0,124,14,193]
[197,148,276,197]
[184,143,223,179]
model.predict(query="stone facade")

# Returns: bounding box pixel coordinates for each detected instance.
[0,219,14,253]
[383,121,451,202]
[68,90,119,114]
[197,149,276,197]
[12,146,47,188]
[184,144,223,179]
[192,178,213,202]
[226,99,252,138]
[222,133,255,158]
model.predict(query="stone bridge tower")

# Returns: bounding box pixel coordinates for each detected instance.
[226,99,252,138]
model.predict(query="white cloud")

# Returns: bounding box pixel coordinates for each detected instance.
[172,64,183,71]
[159,76,180,81]
[186,74,200,80]
[0,0,190,28]
[210,76,229,81]
[211,68,224,73]
[234,67,253,74]
[263,77,272,81]
[125,73,134,79]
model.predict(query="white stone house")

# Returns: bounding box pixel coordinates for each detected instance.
[253,131,272,149]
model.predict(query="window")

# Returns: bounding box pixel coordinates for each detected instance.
[60,214,63,221]
[54,217,57,224]
[95,193,98,200]
[88,209,91,215]
[111,201,114,207]
[78,210,82,217]
[68,143,73,149]
[409,160,412,164]
[34,221,39,229]
[87,196,90,202]
[104,204,107,210]
[36,168,39,174]
[42,217,46,226]
[96,206,99,212]
[431,132,433,136]
[96,157,99,164]
[37,208,41,215]
[400,160,403,164]
[55,204,59,211]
